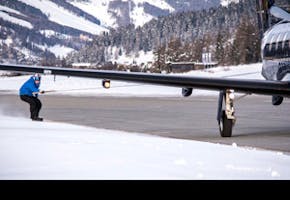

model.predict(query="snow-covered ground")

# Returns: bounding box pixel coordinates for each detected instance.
[1,63,290,180]
[110,49,154,66]
[1,114,289,180]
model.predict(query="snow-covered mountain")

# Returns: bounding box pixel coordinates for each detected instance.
[69,0,225,28]
[0,0,109,65]
[69,0,175,28]
[0,0,233,64]
[0,0,223,35]
[17,0,108,35]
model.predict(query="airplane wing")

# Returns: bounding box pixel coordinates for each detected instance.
[1,63,290,97]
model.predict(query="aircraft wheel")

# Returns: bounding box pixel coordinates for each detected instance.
[219,110,233,137]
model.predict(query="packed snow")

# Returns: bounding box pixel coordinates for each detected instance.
[0,114,290,180]
[1,63,290,180]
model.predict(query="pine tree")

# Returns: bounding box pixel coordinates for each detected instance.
[234,17,261,64]
[153,45,166,72]
[215,31,226,65]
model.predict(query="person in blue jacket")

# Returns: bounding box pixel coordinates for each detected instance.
[19,73,45,121]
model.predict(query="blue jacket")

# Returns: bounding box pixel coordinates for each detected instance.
[19,76,40,97]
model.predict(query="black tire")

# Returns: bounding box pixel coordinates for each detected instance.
[219,110,233,137]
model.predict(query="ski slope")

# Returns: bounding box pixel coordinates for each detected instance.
[17,0,107,35]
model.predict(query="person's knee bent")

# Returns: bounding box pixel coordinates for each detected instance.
[30,101,38,110]
[36,99,42,109]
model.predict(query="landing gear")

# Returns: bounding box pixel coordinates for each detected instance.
[217,90,236,137]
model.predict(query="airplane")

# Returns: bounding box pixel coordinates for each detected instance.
[0,0,289,137]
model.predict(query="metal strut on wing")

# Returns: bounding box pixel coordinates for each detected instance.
[225,89,235,121]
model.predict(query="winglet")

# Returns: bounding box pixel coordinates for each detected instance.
[270,6,290,21]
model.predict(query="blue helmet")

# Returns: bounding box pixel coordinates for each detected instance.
[33,74,41,81]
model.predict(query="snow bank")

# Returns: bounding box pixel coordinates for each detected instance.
[0,114,289,180]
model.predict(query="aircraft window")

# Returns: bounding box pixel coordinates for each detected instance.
[270,42,276,58]
[277,42,283,58]
[285,40,290,58]
[264,44,271,58]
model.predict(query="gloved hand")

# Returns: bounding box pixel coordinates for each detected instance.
[39,90,45,94]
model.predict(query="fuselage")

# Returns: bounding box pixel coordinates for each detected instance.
[261,21,290,81]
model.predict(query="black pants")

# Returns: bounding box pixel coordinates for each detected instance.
[20,95,42,119]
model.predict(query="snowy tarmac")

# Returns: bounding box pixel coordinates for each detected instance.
[1,94,290,153]
[1,64,290,179]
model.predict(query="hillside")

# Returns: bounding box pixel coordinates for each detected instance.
[66,0,289,70]
[0,0,223,65]
[66,0,259,69]
[0,0,108,65]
